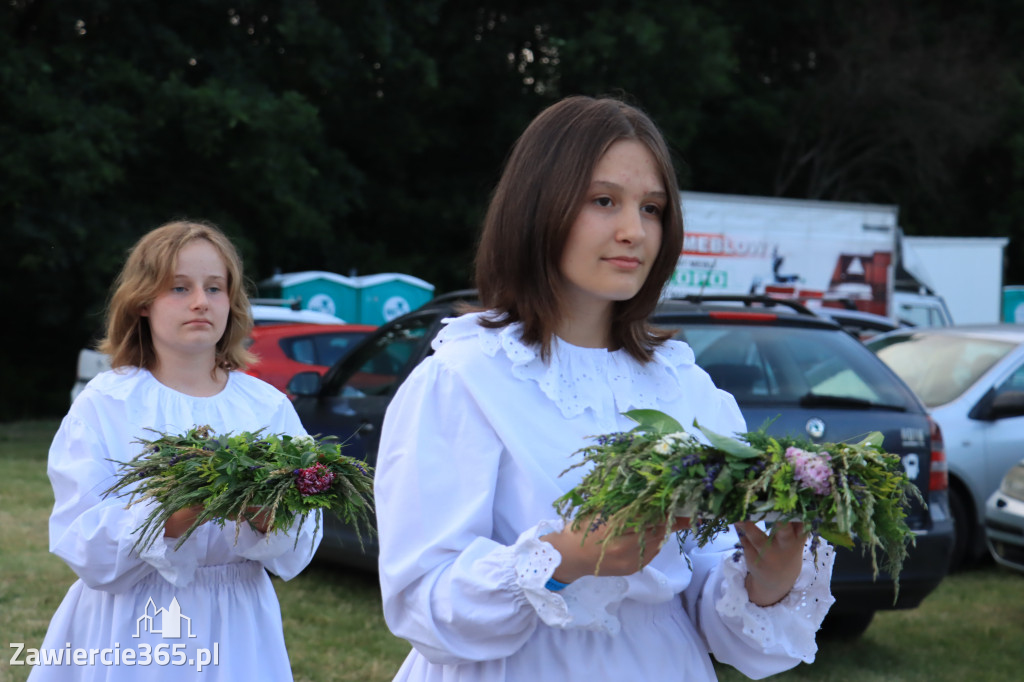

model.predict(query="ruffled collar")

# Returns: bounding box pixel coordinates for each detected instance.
[432,312,695,419]
[88,367,237,402]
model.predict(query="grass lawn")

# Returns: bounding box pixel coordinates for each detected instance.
[3,418,1023,681]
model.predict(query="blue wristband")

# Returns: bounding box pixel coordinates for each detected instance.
[545,577,569,592]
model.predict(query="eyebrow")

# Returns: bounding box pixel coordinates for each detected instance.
[172,274,228,283]
[590,180,667,198]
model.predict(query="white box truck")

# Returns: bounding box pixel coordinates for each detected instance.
[901,236,1009,324]
[669,191,953,326]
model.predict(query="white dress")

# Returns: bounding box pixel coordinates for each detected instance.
[28,368,323,681]
[376,313,835,682]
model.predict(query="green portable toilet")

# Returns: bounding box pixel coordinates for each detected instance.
[354,273,435,325]
[1004,285,1024,324]
[257,271,360,322]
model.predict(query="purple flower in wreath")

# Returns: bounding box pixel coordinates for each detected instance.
[595,432,634,447]
[785,446,833,496]
[294,463,336,496]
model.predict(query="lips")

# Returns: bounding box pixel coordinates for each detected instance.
[185,319,213,326]
[604,256,642,269]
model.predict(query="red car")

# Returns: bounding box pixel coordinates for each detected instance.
[244,323,376,394]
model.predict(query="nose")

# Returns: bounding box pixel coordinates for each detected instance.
[616,207,646,244]
[190,289,209,310]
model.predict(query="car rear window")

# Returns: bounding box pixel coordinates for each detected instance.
[868,333,1016,407]
[669,323,916,410]
[280,331,371,367]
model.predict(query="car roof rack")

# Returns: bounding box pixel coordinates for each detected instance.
[251,297,303,311]
[663,294,816,317]
[427,289,480,305]
[426,290,818,317]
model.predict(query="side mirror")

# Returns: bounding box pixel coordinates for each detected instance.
[990,390,1024,419]
[287,371,323,397]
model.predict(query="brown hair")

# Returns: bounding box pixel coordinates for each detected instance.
[474,95,684,362]
[98,220,255,372]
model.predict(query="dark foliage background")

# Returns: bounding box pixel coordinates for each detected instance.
[3,0,1022,418]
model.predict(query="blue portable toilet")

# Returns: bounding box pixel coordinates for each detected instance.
[257,271,360,321]
[354,273,435,325]
[258,271,434,324]
[1004,286,1024,324]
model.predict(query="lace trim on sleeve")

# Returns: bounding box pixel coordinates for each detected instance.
[512,520,629,634]
[715,540,836,663]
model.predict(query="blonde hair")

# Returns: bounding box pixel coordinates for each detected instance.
[98,220,256,372]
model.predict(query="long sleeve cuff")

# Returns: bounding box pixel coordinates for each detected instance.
[138,531,205,588]
[231,512,322,580]
[715,539,836,663]
[513,519,629,634]
[229,515,312,559]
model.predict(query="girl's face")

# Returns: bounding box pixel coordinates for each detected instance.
[559,139,665,318]
[141,239,231,363]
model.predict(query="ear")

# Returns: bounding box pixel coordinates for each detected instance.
[139,306,150,318]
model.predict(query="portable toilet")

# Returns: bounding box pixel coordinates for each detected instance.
[1004,285,1024,324]
[354,273,435,325]
[257,271,360,322]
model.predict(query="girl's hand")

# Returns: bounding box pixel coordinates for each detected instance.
[541,516,691,583]
[736,520,807,607]
[164,505,205,538]
[240,506,274,534]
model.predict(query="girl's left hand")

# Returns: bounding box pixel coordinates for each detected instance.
[241,506,274,534]
[735,520,807,607]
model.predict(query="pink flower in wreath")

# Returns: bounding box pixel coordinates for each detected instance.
[295,463,335,496]
[785,446,833,496]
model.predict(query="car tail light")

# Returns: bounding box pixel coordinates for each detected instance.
[708,311,778,321]
[928,417,948,492]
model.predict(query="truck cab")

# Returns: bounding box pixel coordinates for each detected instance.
[893,290,954,327]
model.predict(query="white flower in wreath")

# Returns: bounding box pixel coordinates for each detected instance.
[665,431,699,446]
[292,435,315,449]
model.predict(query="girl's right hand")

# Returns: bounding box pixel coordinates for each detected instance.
[163,505,205,538]
[540,516,690,583]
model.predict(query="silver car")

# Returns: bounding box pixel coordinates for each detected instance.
[986,459,1024,572]
[867,325,1024,569]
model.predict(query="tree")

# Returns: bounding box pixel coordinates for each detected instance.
[0,1,370,417]
[2,0,1022,418]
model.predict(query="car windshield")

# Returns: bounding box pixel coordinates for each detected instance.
[669,323,914,410]
[867,333,1016,407]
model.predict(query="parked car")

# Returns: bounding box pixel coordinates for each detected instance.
[70,304,348,402]
[814,307,907,342]
[985,458,1024,572]
[243,323,375,394]
[866,325,1024,570]
[250,304,346,326]
[761,295,906,342]
[291,292,953,638]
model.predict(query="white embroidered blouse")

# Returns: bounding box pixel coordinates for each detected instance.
[375,313,835,682]
[30,368,321,681]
